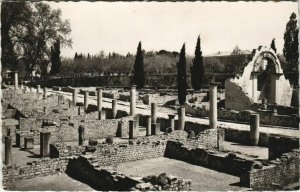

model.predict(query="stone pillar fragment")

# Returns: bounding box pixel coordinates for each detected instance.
[209,82,218,129]
[146,116,151,136]
[40,132,51,157]
[43,87,48,98]
[14,72,18,90]
[78,125,85,146]
[78,106,84,115]
[98,110,106,120]
[72,89,77,106]
[134,115,139,128]
[84,91,89,112]
[217,129,225,152]
[20,84,24,91]
[129,120,137,139]
[177,106,185,130]
[112,99,117,119]
[130,85,136,116]
[30,86,33,93]
[37,85,41,94]
[151,123,160,135]
[96,87,103,111]
[151,103,157,124]
[250,114,260,146]
[168,114,176,131]
[5,136,12,165]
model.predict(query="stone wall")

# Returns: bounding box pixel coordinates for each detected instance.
[268,135,299,160]
[184,129,218,150]
[164,141,254,176]
[2,157,71,189]
[67,154,192,191]
[240,150,299,190]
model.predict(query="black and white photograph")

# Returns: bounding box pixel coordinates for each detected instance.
[1,0,299,191]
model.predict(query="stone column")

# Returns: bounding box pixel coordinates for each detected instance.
[250,114,260,146]
[37,85,41,94]
[43,87,48,98]
[96,87,103,111]
[78,125,85,146]
[134,115,139,128]
[112,99,117,119]
[14,72,18,90]
[72,89,77,106]
[251,72,258,102]
[20,84,24,91]
[78,106,84,115]
[209,82,218,129]
[151,123,160,135]
[129,120,137,139]
[5,136,12,165]
[146,115,152,136]
[98,110,106,120]
[151,103,157,124]
[217,129,225,152]
[130,85,136,116]
[168,114,176,131]
[40,132,51,157]
[177,106,185,130]
[84,91,89,112]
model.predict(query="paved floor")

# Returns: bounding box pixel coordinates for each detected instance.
[117,157,251,191]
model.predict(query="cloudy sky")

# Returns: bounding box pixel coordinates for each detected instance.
[48,1,298,58]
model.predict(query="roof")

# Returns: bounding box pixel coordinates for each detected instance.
[205,50,252,57]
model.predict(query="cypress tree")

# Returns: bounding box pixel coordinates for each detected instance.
[191,36,205,90]
[133,41,145,89]
[177,43,187,105]
[270,38,277,53]
[50,39,61,75]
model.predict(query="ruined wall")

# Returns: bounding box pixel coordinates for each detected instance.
[225,47,293,109]
[268,135,299,160]
[240,150,299,190]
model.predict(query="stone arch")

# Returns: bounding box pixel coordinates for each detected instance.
[252,51,283,74]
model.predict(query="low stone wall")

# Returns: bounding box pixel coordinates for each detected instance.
[184,129,218,150]
[164,141,254,176]
[50,143,85,158]
[67,154,192,191]
[2,157,71,189]
[185,105,299,128]
[240,150,299,190]
[268,135,299,160]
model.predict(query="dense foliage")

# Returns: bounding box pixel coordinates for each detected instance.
[190,36,205,90]
[50,39,62,75]
[283,12,299,86]
[133,42,145,89]
[177,44,187,105]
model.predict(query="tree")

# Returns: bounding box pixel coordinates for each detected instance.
[3,2,72,79]
[133,41,145,89]
[177,43,187,105]
[74,52,78,60]
[229,45,247,77]
[50,39,61,75]
[191,36,205,90]
[283,12,299,86]
[1,2,32,71]
[270,38,277,53]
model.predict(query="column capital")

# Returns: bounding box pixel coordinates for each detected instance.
[96,87,103,91]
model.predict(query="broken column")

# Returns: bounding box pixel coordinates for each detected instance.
[98,110,106,120]
[84,91,89,112]
[78,125,85,146]
[112,99,117,119]
[43,87,48,98]
[40,132,51,157]
[146,115,151,136]
[130,85,136,116]
[5,136,12,165]
[209,81,218,129]
[129,120,137,139]
[168,114,176,131]
[14,72,18,90]
[72,89,77,106]
[250,114,260,146]
[151,102,157,124]
[151,123,160,135]
[30,86,33,93]
[177,106,185,130]
[20,84,24,91]
[37,85,41,94]
[217,129,225,152]
[78,106,84,115]
[96,87,103,111]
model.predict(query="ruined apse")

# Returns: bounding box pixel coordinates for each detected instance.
[225,46,293,111]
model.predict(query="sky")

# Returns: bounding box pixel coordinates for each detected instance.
[47,1,298,58]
